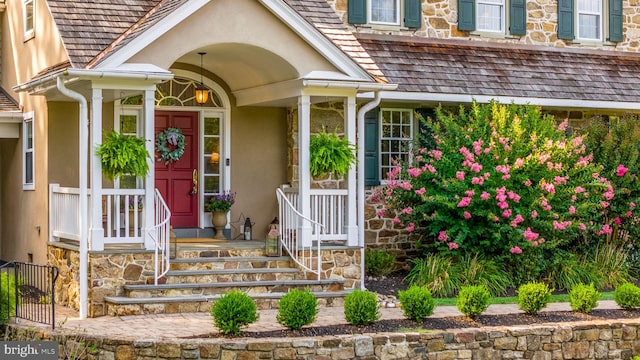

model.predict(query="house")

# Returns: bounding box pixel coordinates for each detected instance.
[0,0,639,318]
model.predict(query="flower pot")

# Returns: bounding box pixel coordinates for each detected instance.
[211,211,228,239]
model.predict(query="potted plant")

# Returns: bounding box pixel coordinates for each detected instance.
[96,131,151,180]
[205,192,236,239]
[309,127,357,178]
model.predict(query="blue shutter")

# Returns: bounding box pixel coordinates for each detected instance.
[364,108,380,186]
[557,0,574,40]
[348,0,367,24]
[509,0,527,35]
[458,0,476,31]
[404,0,422,28]
[609,0,623,42]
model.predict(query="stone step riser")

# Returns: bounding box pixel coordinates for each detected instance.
[168,259,295,271]
[105,297,346,316]
[161,272,306,284]
[176,249,267,258]
[125,283,345,298]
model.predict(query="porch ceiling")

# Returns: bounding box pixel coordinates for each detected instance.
[175,43,299,93]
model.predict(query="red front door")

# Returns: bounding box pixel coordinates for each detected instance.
[155,111,199,228]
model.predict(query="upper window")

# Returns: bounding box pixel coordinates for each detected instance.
[558,0,622,42]
[477,0,505,32]
[577,0,602,40]
[23,0,34,40]
[458,0,526,35]
[23,112,34,190]
[348,0,422,28]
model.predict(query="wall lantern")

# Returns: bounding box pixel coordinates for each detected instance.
[195,52,209,105]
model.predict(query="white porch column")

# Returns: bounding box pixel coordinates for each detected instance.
[298,95,312,247]
[143,89,156,250]
[90,88,104,251]
[345,95,358,246]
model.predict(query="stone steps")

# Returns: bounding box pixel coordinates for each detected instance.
[104,249,350,315]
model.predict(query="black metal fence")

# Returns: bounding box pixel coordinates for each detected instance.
[0,261,59,329]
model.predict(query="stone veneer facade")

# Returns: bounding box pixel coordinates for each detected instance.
[15,319,640,359]
[326,0,640,52]
[48,243,361,317]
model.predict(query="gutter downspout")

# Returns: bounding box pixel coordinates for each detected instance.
[56,77,89,319]
[356,91,382,290]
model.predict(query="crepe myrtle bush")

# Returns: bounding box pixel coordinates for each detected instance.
[376,101,613,259]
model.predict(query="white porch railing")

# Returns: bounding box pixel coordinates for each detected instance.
[49,184,82,241]
[149,189,171,285]
[281,187,348,241]
[276,188,324,280]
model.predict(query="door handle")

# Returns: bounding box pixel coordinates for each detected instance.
[190,169,198,195]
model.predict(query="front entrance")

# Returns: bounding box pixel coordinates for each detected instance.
[155,111,199,227]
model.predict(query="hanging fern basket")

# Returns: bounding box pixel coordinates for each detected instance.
[96,131,151,180]
[309,127,357,178]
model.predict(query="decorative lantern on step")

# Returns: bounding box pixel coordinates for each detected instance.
[265,217,281,257]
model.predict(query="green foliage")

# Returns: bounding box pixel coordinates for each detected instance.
[210,291,258,335]
[276,289,318,330]
[545,250,599,291]
[582,114,640,245]
[406,253,459,297]
[343,290,379,326]
[0,272,16,325]
[614,283,640,310]
[398,285,435,321]
[456,285,490,319]
[587,243,634,289]
[309,127,356,178]
[96,131,150,180]
[380,101,610,259]
[517,282,552,315]
[454,254,511,296]
[365,249,396,277]
[568,284,600,313]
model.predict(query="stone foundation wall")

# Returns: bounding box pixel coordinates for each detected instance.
[22,320,640,359]
[48,244,156,317]
[318,247,362,290]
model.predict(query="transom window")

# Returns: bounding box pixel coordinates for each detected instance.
[370,0,400,25]
[477,0,505,32]
[577,0,602,40]
[380,109,413,180]
[203,117,222,198]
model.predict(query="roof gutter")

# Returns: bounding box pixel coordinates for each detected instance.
[363,91,640,111]
[302,79,396,92]
[356,91,382,291]
[56,77,89,320]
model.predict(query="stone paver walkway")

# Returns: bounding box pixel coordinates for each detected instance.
[15,300,621,340]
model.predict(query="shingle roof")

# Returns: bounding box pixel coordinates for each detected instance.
[46,0,161,68]
[0,88,20,112]
[356,33,640,103]
[283,0,386,82]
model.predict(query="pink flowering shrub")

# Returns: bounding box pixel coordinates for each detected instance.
[382,102,611,258]
[581,115,640,248]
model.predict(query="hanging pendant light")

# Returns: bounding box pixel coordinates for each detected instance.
[195,52,209,105]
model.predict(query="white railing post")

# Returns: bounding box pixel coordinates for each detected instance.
[345,95,358,246]
[149,189,171,284]
[143,88,156,250]
[90,88,104,251]
[298,95,312,248]
[49,184,59,242]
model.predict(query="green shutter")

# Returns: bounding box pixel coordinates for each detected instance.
[609,0,623,42]
[458,0,476,31]
[404,0,422,28]
[348,0,367,24]
[509,0,527,35]
[557,0,574,40]
[364,108,380,186]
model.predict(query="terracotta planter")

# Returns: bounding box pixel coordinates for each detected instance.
[211,211,228,239]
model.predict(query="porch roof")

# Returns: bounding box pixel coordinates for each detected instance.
[355,33,640,105]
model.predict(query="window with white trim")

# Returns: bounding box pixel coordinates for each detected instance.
[116,107,141,189]
[380,109,413,181]
[23,0,34,39]
[23,112,34,190]
[577,0,602,40]
[370,0,400,25]
[477,0,506,32]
